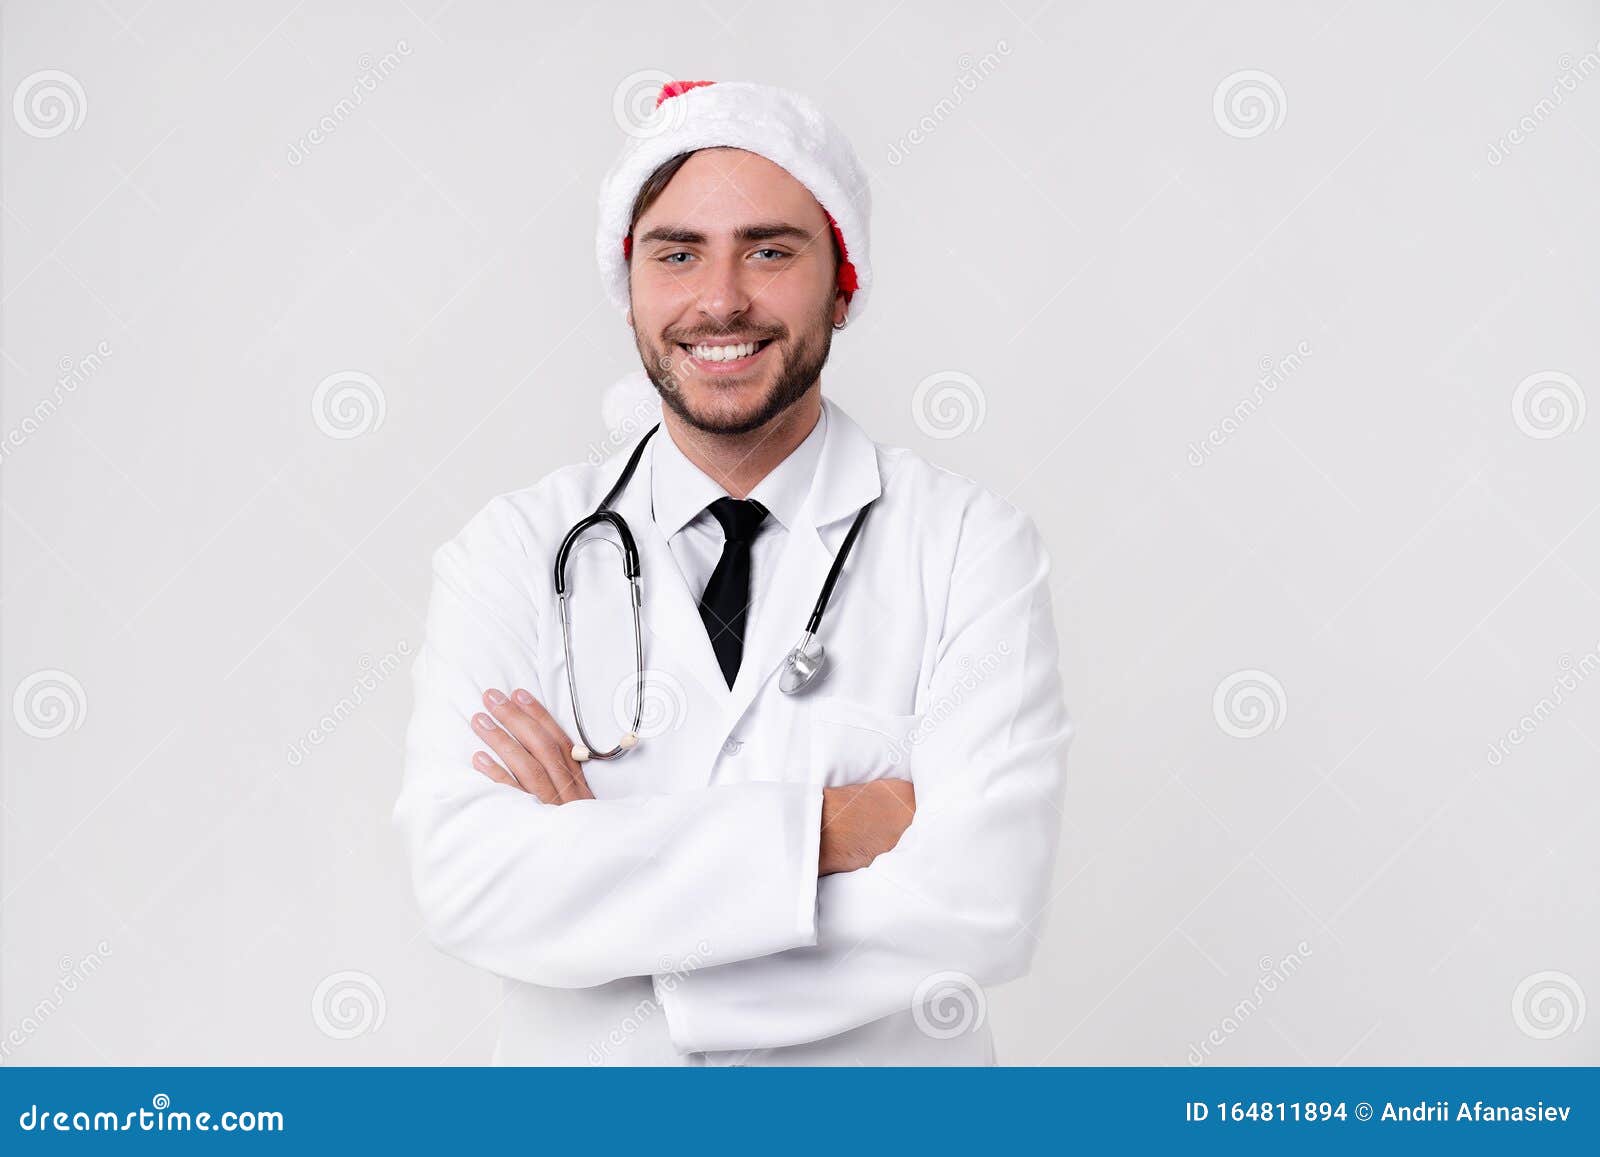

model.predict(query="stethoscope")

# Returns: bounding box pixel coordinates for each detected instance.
[553,423,873,762]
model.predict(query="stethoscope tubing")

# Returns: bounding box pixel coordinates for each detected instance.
[554,421,873,760]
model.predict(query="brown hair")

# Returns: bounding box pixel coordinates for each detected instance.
[628,150,842,278]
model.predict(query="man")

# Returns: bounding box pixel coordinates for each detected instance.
[394,80,1073,1065]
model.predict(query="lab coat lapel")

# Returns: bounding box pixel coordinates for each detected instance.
[726,398,884,723]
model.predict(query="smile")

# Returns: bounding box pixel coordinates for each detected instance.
[678,339,774,372]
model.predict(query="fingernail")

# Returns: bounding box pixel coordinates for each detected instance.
[484,688,507,706]
[514,688,534,705]
[472,752,492,769]
[473,713,494,730]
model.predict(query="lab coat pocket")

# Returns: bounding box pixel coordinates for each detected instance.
[807,697,921,789]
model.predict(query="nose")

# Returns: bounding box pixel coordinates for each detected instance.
[694,252,754,332]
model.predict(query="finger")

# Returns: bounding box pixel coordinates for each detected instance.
[511,688,594,800]
[471,711,560,802]
[472,751,524,791]
[483,690,584,803]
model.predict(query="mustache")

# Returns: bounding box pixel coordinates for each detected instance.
[669,331,783,344]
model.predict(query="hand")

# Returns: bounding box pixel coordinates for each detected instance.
[470,687,594,804]
[818,778,916,876]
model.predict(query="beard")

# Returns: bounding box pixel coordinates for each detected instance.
[634,297,835,436]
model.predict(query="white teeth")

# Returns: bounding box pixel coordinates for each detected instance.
[687,341,762,362]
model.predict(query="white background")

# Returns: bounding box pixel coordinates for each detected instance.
[2,0,1597,1064]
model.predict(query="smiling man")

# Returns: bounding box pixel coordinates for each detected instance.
[394,80,1073,1066]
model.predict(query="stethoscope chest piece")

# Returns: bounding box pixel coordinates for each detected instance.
[779,632,827,694]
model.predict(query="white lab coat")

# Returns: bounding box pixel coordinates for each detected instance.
[392,396,1073,1065]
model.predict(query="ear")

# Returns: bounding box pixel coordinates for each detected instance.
[831,290,849,329]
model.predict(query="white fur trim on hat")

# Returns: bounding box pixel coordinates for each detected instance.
[595,80,873,323]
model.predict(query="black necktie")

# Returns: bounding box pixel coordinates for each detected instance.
[697,497,769,688]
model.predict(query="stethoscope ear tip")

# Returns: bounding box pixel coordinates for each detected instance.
[571,743,591,763]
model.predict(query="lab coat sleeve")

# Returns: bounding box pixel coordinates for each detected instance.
[655,497,1073,1053]
[392,496,824,989]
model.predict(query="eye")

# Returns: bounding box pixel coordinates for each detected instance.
[660,252,693,265]
[754,248,790,260]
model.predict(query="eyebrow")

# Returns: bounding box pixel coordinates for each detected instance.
[633,221,817,248]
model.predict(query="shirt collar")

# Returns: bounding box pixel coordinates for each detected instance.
[651,406,829,538]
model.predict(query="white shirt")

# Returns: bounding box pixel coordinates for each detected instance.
[650,405,828,615]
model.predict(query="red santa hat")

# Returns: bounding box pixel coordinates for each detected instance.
[595,79,874,325]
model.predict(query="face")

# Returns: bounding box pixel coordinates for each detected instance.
[627,148,847,436]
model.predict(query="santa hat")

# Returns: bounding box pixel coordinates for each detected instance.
[595,79,874,325]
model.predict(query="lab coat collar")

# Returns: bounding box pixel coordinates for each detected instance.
[649,404,828,537]
[804,396,883,529]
